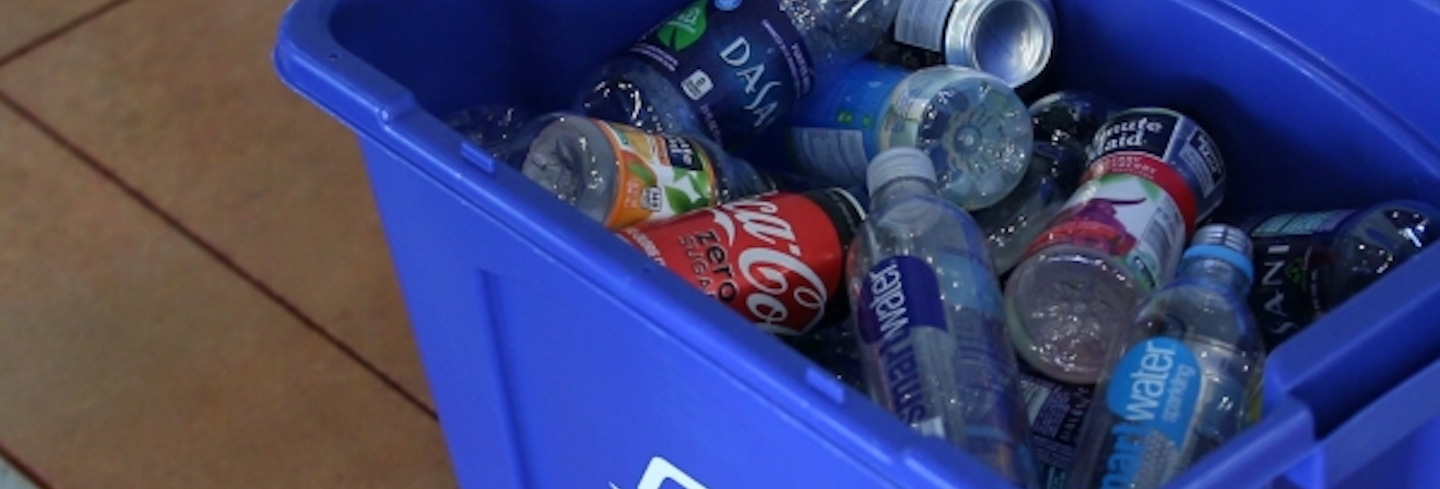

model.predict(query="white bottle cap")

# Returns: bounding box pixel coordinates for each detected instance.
[867,147,937,194]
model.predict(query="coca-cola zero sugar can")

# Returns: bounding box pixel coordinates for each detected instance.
[617,188,867,336]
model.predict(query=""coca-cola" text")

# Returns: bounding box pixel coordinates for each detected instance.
[709,199,829,332]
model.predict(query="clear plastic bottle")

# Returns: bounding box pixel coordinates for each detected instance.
[574,0,902,151]
[971,141,1085,275]
[509,113,775,229]
[1028,90,1120,160]
[1004,108,1226,384]
[1066,224,1265,489]
[444,104,537,157]
[788,60,1032,210]
[847,147,1038,487]
[1238,200,1440,349]
[970,91,1117,274]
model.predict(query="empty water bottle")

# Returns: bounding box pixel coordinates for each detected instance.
[575,0,902,151]
[1238,200,1440,349]
[848,147,1038,487]
[972,139,1085,275]
[1018,363,1093,489]
[970,91,1117,274]
[444,104,538,157]
[1066,224,1265,489]
[1028,90,1119,159]
[789,60,1033,210]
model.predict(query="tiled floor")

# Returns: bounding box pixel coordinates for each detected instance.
[0,0,455,487]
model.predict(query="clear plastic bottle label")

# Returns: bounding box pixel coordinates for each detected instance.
[624,0,814,149]
[787,61,909,184]
[1099,337,1203,488]
[1249,210,1352,238]
[856,255,948,426]
[594,120,719,228]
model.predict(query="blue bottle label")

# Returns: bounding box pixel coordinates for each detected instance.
[857,255,947,425]
[1018,364,1093,489]
[787,61,909,185]
[1099,337,1203,488]
[858,256,949,342]
[625,0,813,150]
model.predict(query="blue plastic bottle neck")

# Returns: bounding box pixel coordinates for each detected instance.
[1177,244,1254,296]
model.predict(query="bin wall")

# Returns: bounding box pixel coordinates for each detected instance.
[273,0,1440,487]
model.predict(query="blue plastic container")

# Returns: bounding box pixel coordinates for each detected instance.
[272,0,1440,487]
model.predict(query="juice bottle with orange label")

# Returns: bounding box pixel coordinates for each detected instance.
[507,113,776,229]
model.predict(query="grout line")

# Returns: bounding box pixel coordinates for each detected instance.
[0,440,55,489]
[0,92,438,420]
[0,0,136,70]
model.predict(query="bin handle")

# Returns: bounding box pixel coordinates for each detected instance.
[1264,248,1440,437]
[273,0,422,148]
[1162,398,1316,489]
[1284,354,1440,487]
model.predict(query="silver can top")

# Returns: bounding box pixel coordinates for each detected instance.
[944,0,1055,88]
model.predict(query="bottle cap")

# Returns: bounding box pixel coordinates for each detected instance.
[867,147,937,194]
[1184,223,1254,281]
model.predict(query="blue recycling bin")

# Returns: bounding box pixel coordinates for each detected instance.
[272,0,1440,487]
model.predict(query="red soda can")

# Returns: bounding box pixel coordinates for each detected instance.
[616,188,867,336]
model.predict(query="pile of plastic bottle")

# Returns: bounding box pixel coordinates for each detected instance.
[447,0,1439,487]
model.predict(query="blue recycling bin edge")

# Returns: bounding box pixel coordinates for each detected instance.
[271,0,1440,486]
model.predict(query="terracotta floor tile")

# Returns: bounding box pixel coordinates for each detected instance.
[0,105,455,488]
[0,0,430,404]
[0,0,111,58]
